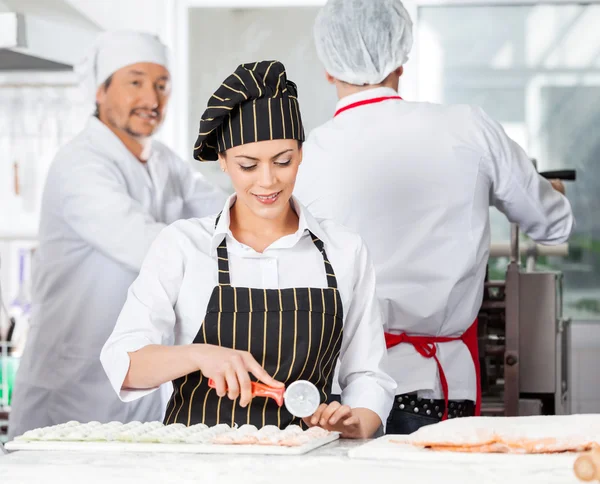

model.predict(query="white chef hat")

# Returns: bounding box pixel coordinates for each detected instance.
[313,0,414,86]
[79,30,170,95]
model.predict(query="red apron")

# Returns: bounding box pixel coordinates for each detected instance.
[333,94,481,421]
[384,320,481,421]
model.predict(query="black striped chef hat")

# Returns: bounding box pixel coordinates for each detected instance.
[193,60,305,162]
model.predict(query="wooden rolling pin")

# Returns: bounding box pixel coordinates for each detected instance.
[574,449,600,482]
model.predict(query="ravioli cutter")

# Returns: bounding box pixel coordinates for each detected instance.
[207,379,320,418]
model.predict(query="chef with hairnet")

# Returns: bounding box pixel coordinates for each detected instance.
[8,30,226,439]
[294,0,574,434]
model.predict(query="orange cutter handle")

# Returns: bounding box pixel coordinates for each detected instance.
[207,378,285,407]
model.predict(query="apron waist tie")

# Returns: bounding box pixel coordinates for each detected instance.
[384,319,480,421]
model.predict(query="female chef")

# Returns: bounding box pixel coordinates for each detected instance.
[101,61,395,439]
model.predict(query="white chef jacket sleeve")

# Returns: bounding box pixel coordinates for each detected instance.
[60,154,166,272]
[100,222,186,402]
[338,236,396,426]
[176,159,229,219]
[474,106,575,244]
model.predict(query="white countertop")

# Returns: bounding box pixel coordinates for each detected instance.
[0,439,582,484]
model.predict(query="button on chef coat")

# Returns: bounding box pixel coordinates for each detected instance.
[101,195,396,425]
[8,117,227,440]
[293,87,575,401]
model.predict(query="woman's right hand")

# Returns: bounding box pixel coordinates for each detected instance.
[192,344,284,407]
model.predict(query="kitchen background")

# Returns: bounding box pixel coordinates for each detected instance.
[1,0,599,424]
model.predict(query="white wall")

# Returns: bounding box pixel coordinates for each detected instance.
[66,0,170,37]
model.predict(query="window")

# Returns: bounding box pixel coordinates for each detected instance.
[417,3,600,319]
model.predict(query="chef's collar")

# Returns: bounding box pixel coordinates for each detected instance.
[210,193,329,255]
[334,86,400,115]
[86,116,156,161]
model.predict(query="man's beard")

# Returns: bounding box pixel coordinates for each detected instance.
[107,107,161,138]
[124,122,155,138]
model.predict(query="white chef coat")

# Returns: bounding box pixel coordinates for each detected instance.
[8,117,227,440]
[101,194,396,426]
[293,87,575,401]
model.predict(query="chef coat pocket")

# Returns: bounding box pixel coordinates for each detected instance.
[163,196,184,224]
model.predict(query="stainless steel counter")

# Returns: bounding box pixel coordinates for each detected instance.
[0,439,581,484]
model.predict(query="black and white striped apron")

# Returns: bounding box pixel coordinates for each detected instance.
[164,228,344,428]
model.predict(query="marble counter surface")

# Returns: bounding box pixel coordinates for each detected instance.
[0,439,581,484]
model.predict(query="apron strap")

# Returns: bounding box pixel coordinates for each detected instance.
[213,214,339,290]
[214,213,231,286]
[309,231,338,290]
[216,239,231,286]
[334,95,403,118]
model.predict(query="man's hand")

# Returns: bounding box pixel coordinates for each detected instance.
[302,402,381,439]
[550,179,566,195]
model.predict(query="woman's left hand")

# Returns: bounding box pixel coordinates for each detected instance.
[303,402,369,439]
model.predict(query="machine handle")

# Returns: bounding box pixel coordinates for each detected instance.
[539,169,576,181]
[490,242,569,258]
[207,378,285,406]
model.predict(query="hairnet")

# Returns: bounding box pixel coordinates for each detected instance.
[313,0,413,86]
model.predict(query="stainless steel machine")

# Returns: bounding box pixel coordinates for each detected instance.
[479,169,576,417]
